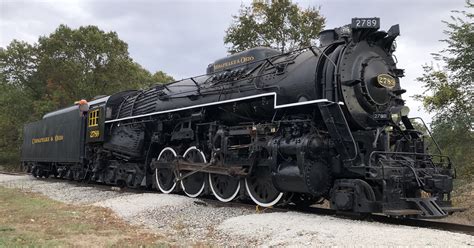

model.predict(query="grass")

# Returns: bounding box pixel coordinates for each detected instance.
[0,163,21,172]
[446,181,474,225]
[0,186,168,247]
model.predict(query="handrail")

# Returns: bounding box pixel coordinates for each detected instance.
[409,117,443,155]
[148,45,335,91]
[320,102,358,162]
[368,151,451,168]
[368,151,452,187]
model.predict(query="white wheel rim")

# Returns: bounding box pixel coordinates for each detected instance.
[209,173,241,202]
[155,147,177,194]
[180,146,207,198]
[245,178,284,207]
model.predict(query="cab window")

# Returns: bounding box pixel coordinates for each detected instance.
[88,109,99,127]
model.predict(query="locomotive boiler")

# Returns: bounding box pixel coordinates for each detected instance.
[22,18,458,218]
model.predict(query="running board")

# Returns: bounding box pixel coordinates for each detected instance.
[406,197,447,218]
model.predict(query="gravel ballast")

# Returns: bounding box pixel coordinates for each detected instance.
[218,212,473,247]
[0,175,127,204]
[1,174,472,246]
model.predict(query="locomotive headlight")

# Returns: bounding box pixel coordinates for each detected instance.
[389,106,410,124]
[391,113,400,123]
[400,106,410,117]
[390,113,402,123]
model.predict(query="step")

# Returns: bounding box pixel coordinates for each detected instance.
[384,209,423,216]
[406,197,447,218]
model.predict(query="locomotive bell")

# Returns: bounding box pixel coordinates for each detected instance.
[319,25,352,46]
[318,29,336,47]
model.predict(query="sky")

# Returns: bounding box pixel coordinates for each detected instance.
[0,0,467,123]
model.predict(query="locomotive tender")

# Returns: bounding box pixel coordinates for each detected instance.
[21,18,457,218]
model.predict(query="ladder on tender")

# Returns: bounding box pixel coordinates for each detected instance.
[318,103,357,163]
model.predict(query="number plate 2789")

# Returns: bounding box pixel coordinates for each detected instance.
[351,18,380,29]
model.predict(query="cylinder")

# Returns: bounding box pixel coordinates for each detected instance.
[272,162,308,193]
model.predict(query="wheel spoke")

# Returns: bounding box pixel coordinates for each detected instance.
[180,146,207,198]
[209,173,241,202]
[245,166,283,207]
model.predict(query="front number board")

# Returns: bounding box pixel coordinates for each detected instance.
[373,112,390,121]
[351,18,380,29]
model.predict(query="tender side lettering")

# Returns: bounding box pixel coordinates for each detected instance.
[213,56,255,71]
[31,135,64,144]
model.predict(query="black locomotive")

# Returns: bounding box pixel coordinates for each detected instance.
[21,18,458,218]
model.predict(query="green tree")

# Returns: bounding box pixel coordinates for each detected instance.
[0,86,33,167]
[415,1,473,180]
[152,71,174,84]
[0,24,174,169]
[34,25,154,110]
[0,40,41,97]
[224,0,325,53]
[0,41,38,168]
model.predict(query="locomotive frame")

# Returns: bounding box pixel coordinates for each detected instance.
[21,17,459,219]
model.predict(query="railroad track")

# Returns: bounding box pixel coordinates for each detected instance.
[0,171,27,176]
[198,198,474,236]
[368,214,474,236]
[290,205,474,236]
[2,172,473,235]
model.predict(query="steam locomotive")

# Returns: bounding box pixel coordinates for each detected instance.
[21,18,458,218]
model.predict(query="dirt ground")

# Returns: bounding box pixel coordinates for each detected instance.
[446,182,474,225]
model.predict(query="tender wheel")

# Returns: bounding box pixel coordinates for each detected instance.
[58,168,67,179]
[32,166,39,178]
[245,166,283,207]
[180,146,207,198]
[155,147,178,194]
[209,174,241,202]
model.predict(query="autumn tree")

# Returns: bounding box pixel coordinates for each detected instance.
[415,1,473,180]
[224,0,325,53]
